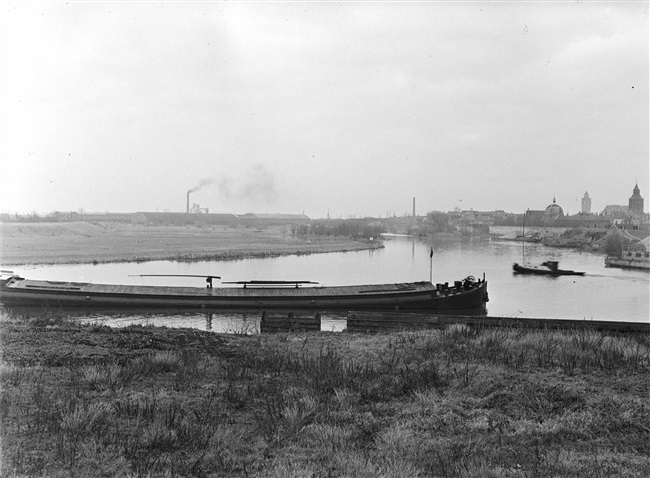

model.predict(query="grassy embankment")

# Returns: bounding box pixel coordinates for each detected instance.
[0,222,379,266]
[1,309,649,477]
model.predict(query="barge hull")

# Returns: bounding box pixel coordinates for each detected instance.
[0,277,488,311]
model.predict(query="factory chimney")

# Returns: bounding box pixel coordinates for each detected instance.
[413,197,416,217]
[187,191,190,213]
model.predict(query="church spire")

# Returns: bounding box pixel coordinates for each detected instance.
[629,183,644,215]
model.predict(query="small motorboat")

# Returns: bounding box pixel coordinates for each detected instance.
[512,261,585,276]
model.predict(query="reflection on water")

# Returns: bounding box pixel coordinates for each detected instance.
[84,310,351,334]
[4,235,649,331]
[3,304,489,334]
[3,306,349,334]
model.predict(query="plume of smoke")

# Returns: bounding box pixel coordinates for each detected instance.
[214,177,232,197]
[187,164,278,207]
[188,178,216,194]
[240,164,277,202]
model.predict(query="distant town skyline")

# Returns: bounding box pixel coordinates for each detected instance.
[3,181,646,220]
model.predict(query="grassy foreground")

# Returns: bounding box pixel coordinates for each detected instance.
[1,310,649,478]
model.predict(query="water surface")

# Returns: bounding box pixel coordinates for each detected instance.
[5,235,648,331]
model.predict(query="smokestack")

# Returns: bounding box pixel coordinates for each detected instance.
[187,191,190,213]
[413,197,416,217]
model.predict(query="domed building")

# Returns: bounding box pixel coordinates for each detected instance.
[544,197,564,220]
[524,197,566,226]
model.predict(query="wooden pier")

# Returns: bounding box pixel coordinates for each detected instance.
[255,310,648,335]
[346,311,650,334]
[260,311,321,333]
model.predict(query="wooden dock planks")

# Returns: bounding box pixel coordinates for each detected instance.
[347,311,441,332]
[346,311,650,334]
[260,311,321,333]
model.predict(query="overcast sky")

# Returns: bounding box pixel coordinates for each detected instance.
[1,1,648,218]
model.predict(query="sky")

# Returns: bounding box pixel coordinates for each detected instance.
[1,1,648,219]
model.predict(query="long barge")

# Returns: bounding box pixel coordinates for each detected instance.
[0,274,488,311]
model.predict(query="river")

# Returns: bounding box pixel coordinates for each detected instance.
[5,235,649,332]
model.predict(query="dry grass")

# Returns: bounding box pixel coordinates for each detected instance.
[1,222,378,265]
[1,309,649,477]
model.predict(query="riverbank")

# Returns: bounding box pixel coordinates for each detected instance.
[0,222,380,266]
[1,309,649,477]
[491,226,650,251]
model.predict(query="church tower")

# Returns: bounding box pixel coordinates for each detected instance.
[628,183,644,215]
[581,191,591,214]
